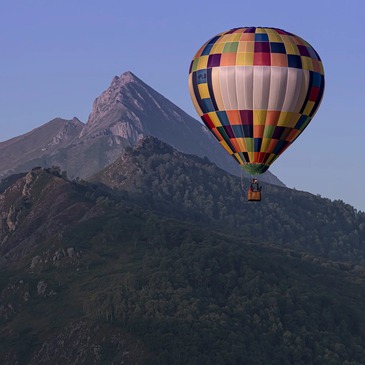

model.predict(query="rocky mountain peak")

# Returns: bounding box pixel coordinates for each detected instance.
[0,71,284,186]
[79,71,148,140]
[110,71,140,87]
[76,72,284,185]
[50,117,84,146]
[71,116,82,124]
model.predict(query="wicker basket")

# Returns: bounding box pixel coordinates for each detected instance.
[248,190,261,202]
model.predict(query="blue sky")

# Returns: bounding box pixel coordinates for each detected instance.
[1,0,364,211]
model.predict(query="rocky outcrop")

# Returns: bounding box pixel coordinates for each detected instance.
[0,169,95,265]
[37,281,48,296]
[28,320,147,365]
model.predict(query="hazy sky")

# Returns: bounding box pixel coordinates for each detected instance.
[1,0,364,211]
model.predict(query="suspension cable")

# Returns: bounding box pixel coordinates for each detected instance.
[240,168,247,192]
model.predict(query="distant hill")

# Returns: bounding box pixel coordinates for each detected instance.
[93,136,365,266]
[0,117,83,176]
[0,71,283,186]
[1,140,365,363]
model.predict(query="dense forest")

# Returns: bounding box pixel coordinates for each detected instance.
[1,140,365,364]
[80,210,365,365]
[94,137,365,265]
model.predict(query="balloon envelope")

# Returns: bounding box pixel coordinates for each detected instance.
[188,27,325,175]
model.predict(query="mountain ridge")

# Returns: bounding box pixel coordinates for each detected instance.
[91,136,365,266]
[0,71,284,186]
[0,118,83,174]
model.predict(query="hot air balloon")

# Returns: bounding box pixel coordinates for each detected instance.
[188,27,325,201]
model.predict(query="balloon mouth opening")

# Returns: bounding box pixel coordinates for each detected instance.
[241,163,269,175]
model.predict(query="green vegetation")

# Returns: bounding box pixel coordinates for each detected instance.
[96,139,365,265]
[3,200,365,364]
[80,213,365,364]
[1,141,365,364]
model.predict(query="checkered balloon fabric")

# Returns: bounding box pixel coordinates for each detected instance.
[188,27,325,175]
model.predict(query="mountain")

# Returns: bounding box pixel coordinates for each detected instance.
[0,166,95,264]
[1,141,365,364]
[93,136,365,265]
[0,71,283,186]
[0,118,83,177]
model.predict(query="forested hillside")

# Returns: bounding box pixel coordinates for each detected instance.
[0,140,364,364]
[94,137,365,266]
